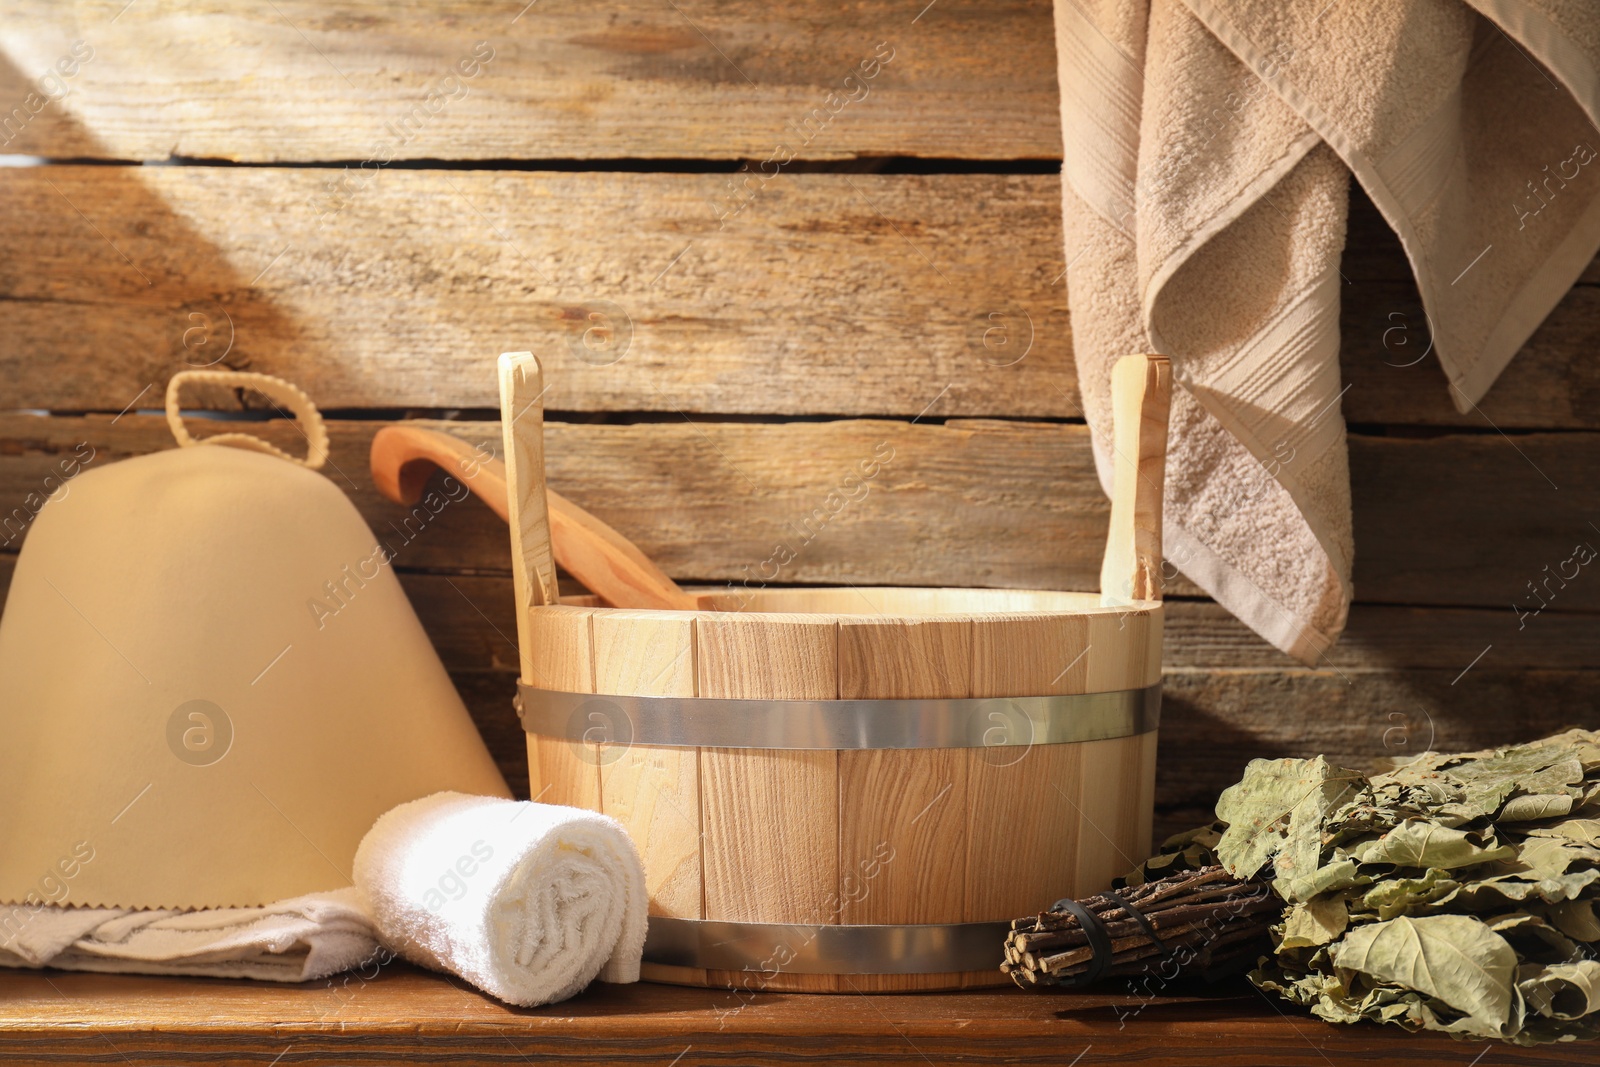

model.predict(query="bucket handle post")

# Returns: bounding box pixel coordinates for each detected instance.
[1099,354,1171,605]
[498,353,562,630]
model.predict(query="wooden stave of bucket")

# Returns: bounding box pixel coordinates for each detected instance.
[500,350,1172,992]
[521,586,1162,992]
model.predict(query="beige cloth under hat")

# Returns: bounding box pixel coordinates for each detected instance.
[1056,0,1600,661]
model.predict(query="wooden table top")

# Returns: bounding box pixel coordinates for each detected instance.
[0,963,1585,1065]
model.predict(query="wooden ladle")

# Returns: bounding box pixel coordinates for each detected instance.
[369,424,698,611]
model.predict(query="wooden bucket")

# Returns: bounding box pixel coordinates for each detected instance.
[505,354,1171,993]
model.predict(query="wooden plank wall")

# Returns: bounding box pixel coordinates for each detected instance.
[0,1,1595,845]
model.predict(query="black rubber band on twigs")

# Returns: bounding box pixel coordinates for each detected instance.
[1052,897,1113,987]
[1102,889,1172,960]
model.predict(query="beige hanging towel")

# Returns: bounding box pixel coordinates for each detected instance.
[1056,0,1600,661]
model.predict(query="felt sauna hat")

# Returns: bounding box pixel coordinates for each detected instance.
[0,371,509,910]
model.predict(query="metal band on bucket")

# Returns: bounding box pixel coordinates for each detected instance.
[516,684,1160,750]
[644,916,1011,975]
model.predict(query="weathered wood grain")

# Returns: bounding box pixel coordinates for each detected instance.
[0,167,1071,417]
[7,413,1600,610]
[0,0,1586,1043]
[1157,667,1600,816]
[591,611,702,924]
[1346,430,1600,609]
[2,964,1574,1067]
[378,573,1600,677]
[520,604,600,812]
[402,573,521,672]
[451,667,528,802]
[1071,732,1155,892]
[697,611,840,993]
[966,615,1086,923]
[0,413,1122,594]
[837,615,972,991]
[1163,600,1599,671]
[0,1,1060,162]
[1339,279,1600,430]
[4,167,1600,426]
[1325,185,1600,429]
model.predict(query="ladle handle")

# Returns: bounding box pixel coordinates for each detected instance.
[370,426,697,611]
[370,425,507,521]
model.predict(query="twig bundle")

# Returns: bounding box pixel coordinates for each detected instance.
[1002,866,1278,989]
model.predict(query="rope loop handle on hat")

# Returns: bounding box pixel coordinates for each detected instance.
[165,370,329,471]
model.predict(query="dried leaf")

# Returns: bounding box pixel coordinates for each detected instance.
[1463,780,1518,820]
[1302,857,1364,900]
[1548,900,1600,942]
[1453,869,1600,906]
[1437,745,1578,820]
[1215,757,1360,893]
[1450,745,1580,787]
[1332,915,1516,1036]
[1501,794,1576,822]
[1350,820,1515,870]
[1281,896,1348,949]
[1184,729,1600,1042]
[1580,782,1600,814]
[1520,961,1600,1021]
[1488,913,1583,962]
[1356,868,1458,920]
[1518,757,1587,798]
[1529,819,1600,847]
[1121,822,1222,887]
[1512,836,1600,878]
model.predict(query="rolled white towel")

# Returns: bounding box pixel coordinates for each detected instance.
[354,791,647,1007]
